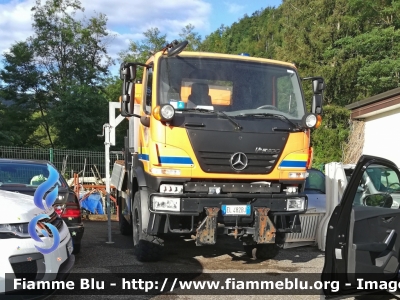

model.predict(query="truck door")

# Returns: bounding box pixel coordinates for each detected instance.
[322,155,400,298]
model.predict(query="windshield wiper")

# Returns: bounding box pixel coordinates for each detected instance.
[239,113,300,132]
[179,108,242,131]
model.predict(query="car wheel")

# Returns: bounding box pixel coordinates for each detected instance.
[244,243,280,260]
[132,192,163,262]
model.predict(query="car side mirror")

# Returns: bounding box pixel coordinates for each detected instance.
[363,193,393,208]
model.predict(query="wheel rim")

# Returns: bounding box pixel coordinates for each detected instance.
[133,207,139,245]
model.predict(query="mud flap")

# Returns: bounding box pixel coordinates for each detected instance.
[195,207,220,246]
[254,207,276,244]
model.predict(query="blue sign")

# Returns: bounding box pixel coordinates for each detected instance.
[28,164,61,254]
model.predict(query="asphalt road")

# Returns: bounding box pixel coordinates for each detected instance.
[48,219,393,300]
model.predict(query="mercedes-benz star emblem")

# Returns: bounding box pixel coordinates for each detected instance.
[230,152,248,171]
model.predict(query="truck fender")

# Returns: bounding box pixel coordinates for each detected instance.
[130,166,151,235]
[131,166,147,187]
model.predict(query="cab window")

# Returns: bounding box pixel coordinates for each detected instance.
[144,66,153,114]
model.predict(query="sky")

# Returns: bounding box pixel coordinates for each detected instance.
[0,0,282,76]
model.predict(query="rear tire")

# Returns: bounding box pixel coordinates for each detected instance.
[244,243,280,260]
[132,192,163,262]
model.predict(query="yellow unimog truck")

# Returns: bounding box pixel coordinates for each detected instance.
[111,40,325,261]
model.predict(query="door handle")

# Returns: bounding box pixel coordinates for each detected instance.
[384,229,396,245]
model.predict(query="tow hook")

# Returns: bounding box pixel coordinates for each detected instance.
[254,207,276,243]
[193,207,220,246]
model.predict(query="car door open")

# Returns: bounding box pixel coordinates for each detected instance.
[322,155,400,298]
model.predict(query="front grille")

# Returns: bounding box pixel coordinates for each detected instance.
[11,261,37,280]
[198,151,279,174]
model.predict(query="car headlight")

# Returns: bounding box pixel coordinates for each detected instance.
[0,223,30,238]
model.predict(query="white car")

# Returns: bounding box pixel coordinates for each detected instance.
[0,190,75,296]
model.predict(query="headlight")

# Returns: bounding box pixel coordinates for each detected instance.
[160,104,175,121]
[153,104,175,122]
[0,223,30,238]
[286,198,305,211]
[151,168,181,176]
[152,196,180,211]
[302,113,317,128]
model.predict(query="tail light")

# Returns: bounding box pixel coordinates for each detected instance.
[62,203,81,218]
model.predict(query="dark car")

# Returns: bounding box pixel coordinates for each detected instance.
[305,168,326,194]
[0,158,84,253]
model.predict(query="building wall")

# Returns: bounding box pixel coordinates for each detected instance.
[362,107,400,167]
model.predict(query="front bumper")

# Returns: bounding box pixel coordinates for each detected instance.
[146,193,308,245]
[0,223,74,296]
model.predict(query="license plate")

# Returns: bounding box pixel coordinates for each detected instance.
[221,205,251,216]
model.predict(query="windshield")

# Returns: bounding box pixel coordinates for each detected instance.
[158,56,305,120]
[0,163,66,188]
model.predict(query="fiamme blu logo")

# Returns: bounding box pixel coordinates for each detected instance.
[28,164,61,254]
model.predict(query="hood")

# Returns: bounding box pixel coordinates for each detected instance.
[0,190,54,224]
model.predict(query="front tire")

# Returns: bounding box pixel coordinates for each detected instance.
[244,243,280,260]
[132,192,163,262]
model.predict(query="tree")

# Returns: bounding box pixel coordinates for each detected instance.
[119,27,167,64]
[0,41,51,147]
[311,105,350,167]
[0,0,113,150]
[178,24,202,51]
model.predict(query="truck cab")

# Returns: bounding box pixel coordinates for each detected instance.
[111,40,325,261]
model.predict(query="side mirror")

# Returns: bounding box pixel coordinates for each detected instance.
[312,94,323,115]
[120,62,136,81]
[312,78,325,94]
[120,63,137,116]
[312,78,325,115]
[363,193,393,208]
[302,76,325,115]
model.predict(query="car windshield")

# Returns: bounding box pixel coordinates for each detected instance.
[158,56,305,121]
[0,162,66,188]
